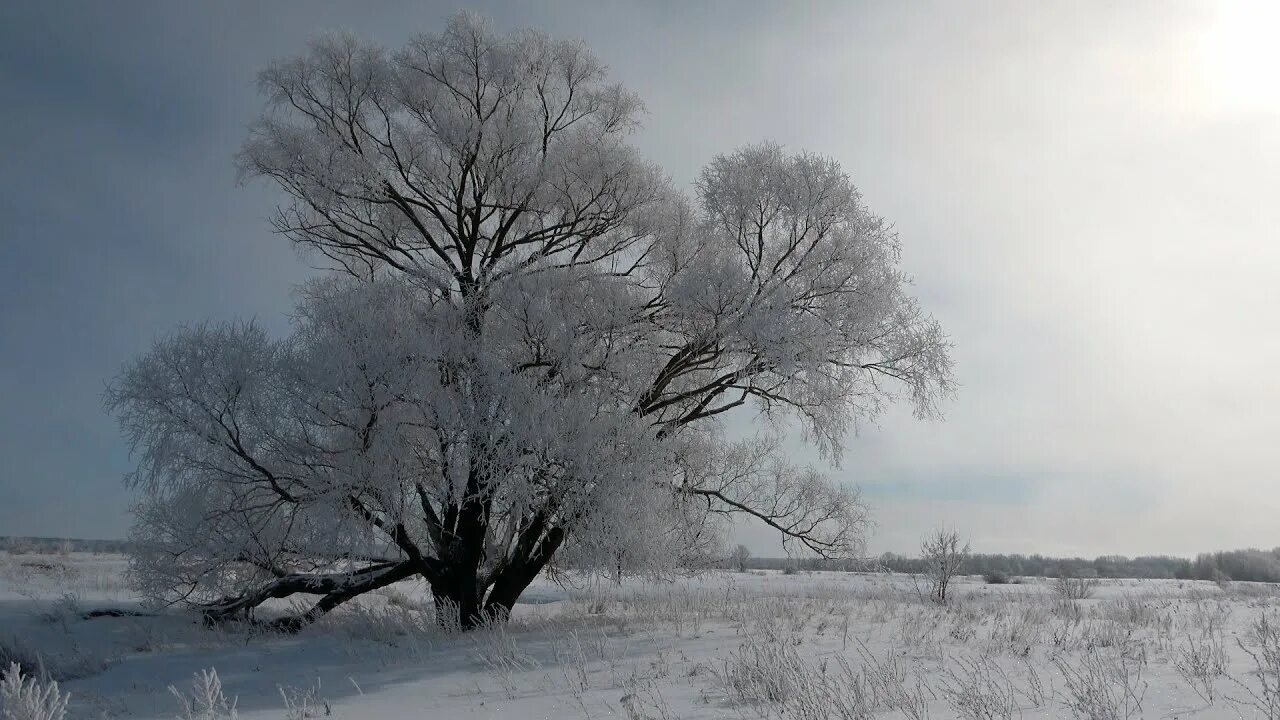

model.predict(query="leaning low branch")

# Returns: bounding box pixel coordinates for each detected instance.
[202,560,419,629]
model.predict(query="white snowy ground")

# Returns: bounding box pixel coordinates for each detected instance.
[3,552,1280,719]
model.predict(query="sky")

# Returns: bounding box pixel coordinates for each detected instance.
[2,0,1279,558]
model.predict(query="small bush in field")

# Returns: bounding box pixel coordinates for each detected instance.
[921,528,970,604]
[1,661,70,720]
[938,653,1018,719]
[1230,609,1280,718]
[1053,646,1147,720]
[1055,574,1101,600]
[170,668,237,720]
[983,572,1012,585]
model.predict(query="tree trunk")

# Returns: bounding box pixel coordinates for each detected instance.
[482,527,565,620]
[430,462,492,629]
[199,521,565,632]
[431,572,485,630]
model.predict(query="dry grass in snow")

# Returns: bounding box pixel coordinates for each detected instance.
[6,551,1280,718]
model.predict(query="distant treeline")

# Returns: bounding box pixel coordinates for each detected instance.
[874,552,1195,580]
[734,548,1280,584]
[0,536,131,554]
[8,536,1280,584]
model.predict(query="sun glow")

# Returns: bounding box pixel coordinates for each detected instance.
[1198,0,1280,113]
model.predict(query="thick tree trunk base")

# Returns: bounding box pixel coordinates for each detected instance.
[431,585,486,631]
[196,530,565,634]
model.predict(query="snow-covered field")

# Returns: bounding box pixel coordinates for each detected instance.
[4,552,1280,718]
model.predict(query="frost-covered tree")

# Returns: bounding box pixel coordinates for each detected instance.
[107,13,953,630]
[731,544,752,573]
[920,528,969,604]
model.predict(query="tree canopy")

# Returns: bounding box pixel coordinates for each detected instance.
[108,13,952,629]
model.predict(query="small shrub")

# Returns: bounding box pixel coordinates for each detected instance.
[1055,574,1100,600]
[1,661,70,720]
[1053,646,1147,720]
[718,622,924,720]
[938,653,1018,720]
[1174,628,1227,703]
[920,528,970,604]
[1212,569,1231,589]
[279,678,331,719]
[983,572,1012,585]
[470,620,540,699]
[170,668,237,720]
[1229,609,1280,718]
[722,642,800,705]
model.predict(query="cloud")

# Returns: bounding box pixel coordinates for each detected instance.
[3,2,1279,558]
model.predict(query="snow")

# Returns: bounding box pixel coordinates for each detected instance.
[3,551,1279,718]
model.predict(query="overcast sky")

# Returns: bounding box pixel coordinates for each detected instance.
[2,1,1278,558]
